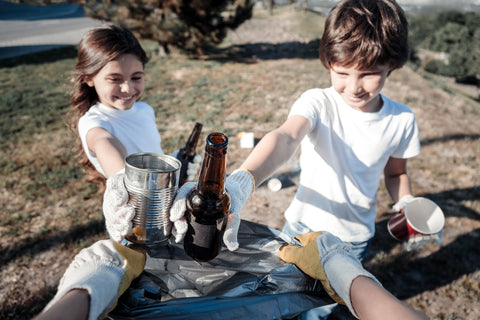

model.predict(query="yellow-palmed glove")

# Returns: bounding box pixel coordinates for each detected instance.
[279,231,381,318]
[279,231,344,304]
[42,240,146,320]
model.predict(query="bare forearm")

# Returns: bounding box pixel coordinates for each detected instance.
[239,115,310,187]
[240,131,296,186]
[95,138,128,178]
[86,127,128,178]
[351,276,428,320]
[34,289,89,320]
[384,157,413,203]
[384,173,412,203]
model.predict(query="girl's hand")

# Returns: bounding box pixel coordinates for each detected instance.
[186,154,202,182]
[103,170,135,242]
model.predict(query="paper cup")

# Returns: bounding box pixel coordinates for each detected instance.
[387,197,445,241]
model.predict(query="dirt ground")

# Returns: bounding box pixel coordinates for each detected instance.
[1,5,479,320]
[224,7,480,320]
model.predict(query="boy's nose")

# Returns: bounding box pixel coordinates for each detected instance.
[347,78,362,94]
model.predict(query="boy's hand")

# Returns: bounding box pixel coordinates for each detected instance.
[392,195,415,213]
[103,171,135,242]
[223,170,255,250]
[41,240,146,320]
[279,231,381,317]
[169,169,254,251]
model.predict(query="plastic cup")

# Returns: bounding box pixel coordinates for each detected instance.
[387,197,445,241]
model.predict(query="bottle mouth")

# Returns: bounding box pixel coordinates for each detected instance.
[207,132,228,147]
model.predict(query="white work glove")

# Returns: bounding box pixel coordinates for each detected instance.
[223,169,255,250]
[103,170,135,242]
[171,150,203,182]
[279,231,382,318]
[166,181,195,243]
[169,169,255,251]
[392,195,415,213]
[186,154,202,182]
[41,240,146,320]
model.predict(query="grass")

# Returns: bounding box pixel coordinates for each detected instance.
[1,6,479,320]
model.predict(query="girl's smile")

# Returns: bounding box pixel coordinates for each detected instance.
[86,53,145,111]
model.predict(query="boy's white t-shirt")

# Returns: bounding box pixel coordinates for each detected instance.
[78,101,163,177]
[285,87,420,242]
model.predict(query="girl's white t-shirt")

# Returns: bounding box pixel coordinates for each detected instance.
[78,101,163,177]
[285,87,420,242]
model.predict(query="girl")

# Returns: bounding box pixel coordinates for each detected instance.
[69,24,159,186]
[69,24,199,242]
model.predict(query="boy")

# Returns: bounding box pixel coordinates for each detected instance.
[173,0,419,262]
[170,0,420,317]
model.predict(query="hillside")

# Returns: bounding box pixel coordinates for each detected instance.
[0,6,479,320]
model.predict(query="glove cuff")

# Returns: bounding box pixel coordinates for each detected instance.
[318,236,382,318]
[229,169,255,195]
[42,240,145,320]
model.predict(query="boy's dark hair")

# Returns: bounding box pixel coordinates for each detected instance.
[319,0,409,71]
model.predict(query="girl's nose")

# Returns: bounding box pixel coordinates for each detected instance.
[120,81,132,93]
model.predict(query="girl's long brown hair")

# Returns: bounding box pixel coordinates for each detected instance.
[67,24,149,192]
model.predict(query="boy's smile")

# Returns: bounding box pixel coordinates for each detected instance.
[86,53,145,111]
[329,64,390,113]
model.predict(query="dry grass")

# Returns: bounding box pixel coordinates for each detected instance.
[0,6,479,320]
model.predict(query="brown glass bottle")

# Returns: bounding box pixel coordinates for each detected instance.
[183,132,231,262]
[175,122,203,187]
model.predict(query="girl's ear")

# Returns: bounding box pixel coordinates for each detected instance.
[85,77,94,87]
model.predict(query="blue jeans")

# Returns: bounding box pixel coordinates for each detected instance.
[281,220,370,319]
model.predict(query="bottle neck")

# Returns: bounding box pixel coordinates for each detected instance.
[187,123,203,148]
[197,133,228,198]
[181,123,203,157]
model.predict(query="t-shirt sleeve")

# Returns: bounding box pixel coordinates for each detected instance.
[391,113,421,159]
[288,89,320,131]
[78,113,113,151]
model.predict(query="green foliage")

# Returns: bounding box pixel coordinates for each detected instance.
[408,10,480,84]
[430,22,469,53]
[83,0,254,55]
[0,49,75,146]
[424,59,446,75]
[407,13,437,48]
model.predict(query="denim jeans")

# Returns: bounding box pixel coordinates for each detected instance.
[281,220,371,319]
